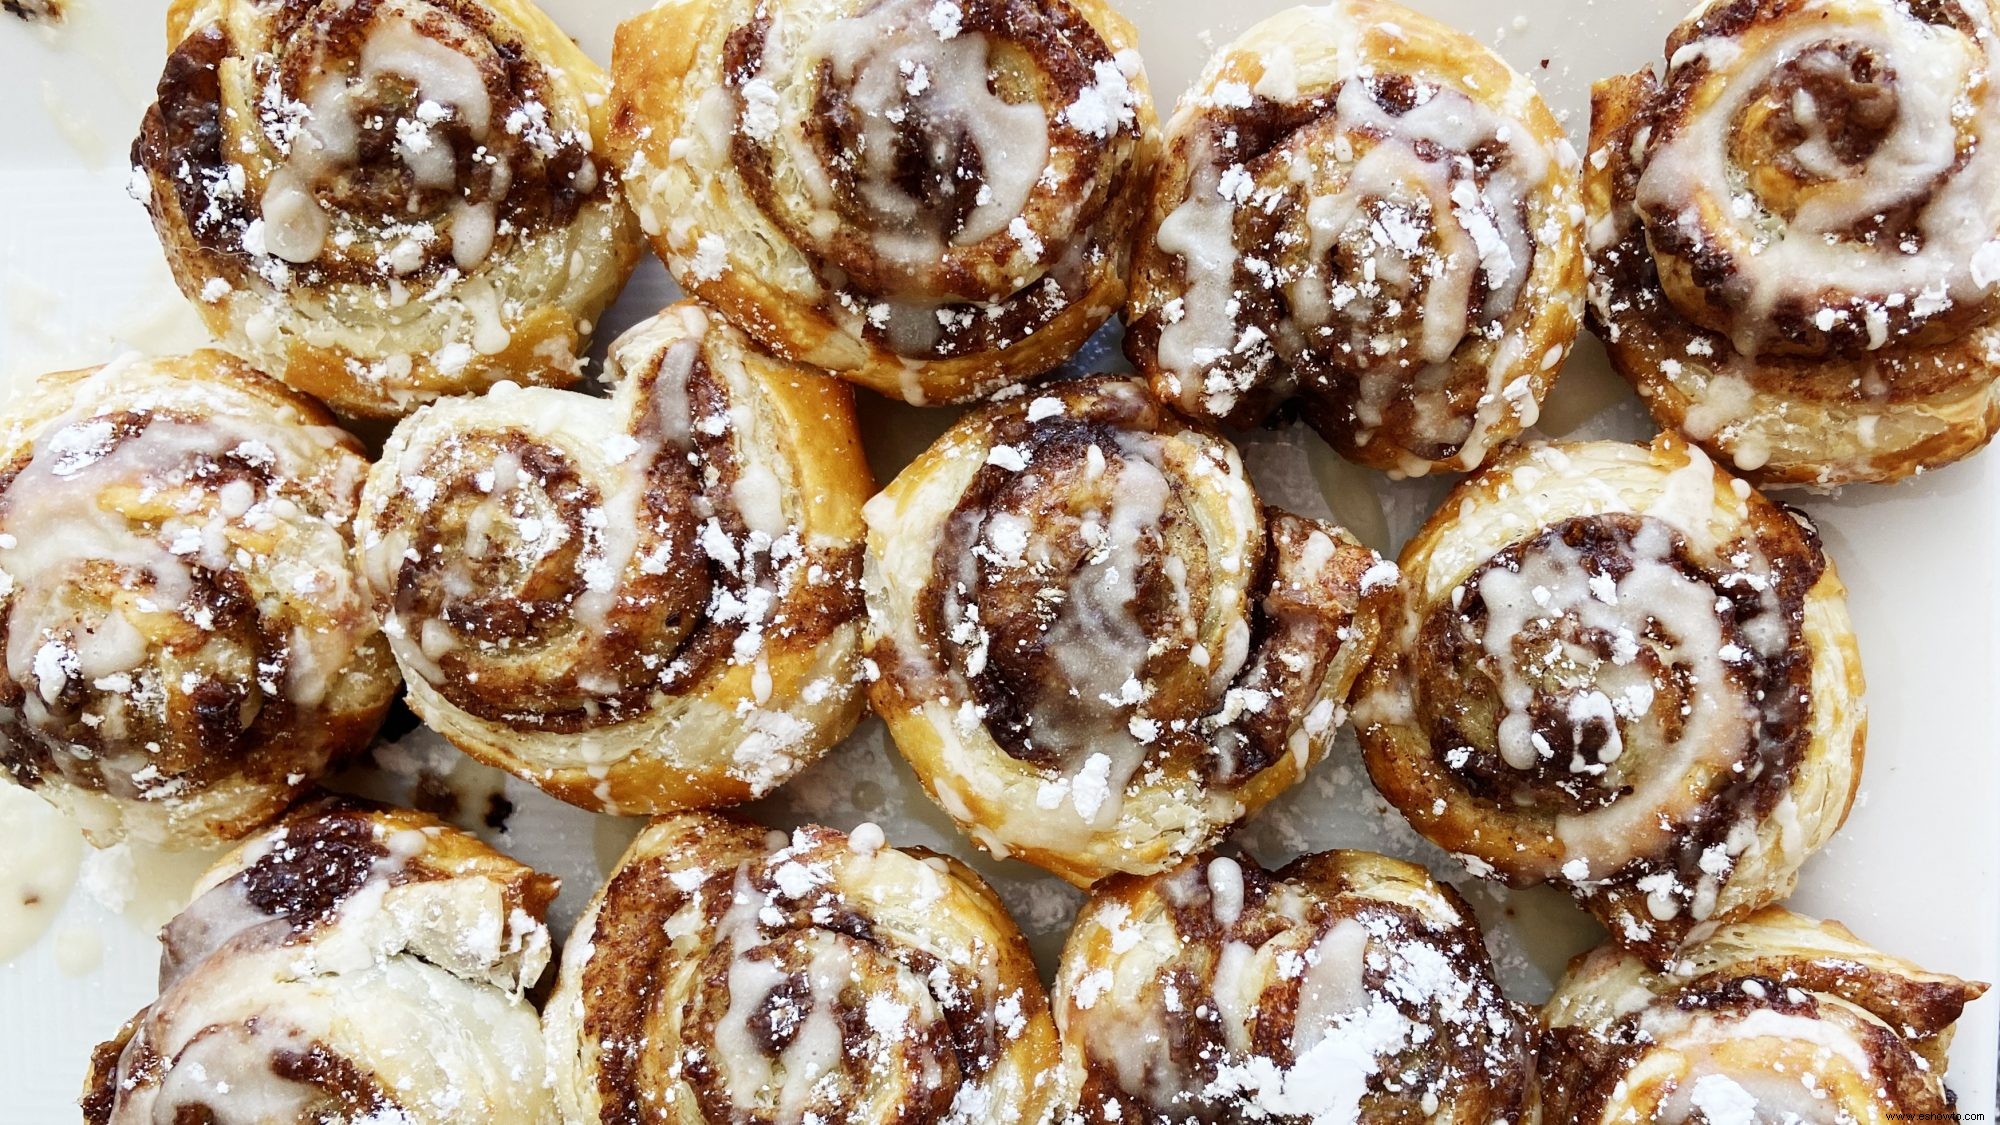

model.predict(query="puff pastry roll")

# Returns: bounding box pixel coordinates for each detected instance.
[1587,0,2000,485]
[132,0,642,418]
[1542,907,1989,1122]
[83,799,560,1124]
[607,0,1158,405]
[545,811,1062,1124]
[0,352,397,849]
[356,302,871,814]
[1124,0,1585,476]
[1357,435,1865,966]
[864,377,1395,887]
[1054,848,1535,1123]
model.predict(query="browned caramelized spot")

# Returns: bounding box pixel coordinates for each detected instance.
[158,806,391,989]
[82,1016,143,1125]
[134,25,243,262]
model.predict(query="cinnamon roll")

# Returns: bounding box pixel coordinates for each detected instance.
[1587,0,2000,485]
[607,0,1158,405]
[356,302,871,815]
[1357,434,1865,966]
[544,811,1062,1124]
[132,0,643,419]
[1542,907,1989,1122]
[1054,848,1535,1123]
[83,798,560,1124]
[864,376,1395,887]
[1124,0,1585,477]
[0,352,397,849]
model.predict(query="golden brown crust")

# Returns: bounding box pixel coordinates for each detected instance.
[1541,907,1989,1122]
[1054,848,1535,1123]
[83,797,559,1125]
[134,0,642,418]
[607,0,1158,405]
[544,811,1062,1124]
[863,376,1395,887]
[356,302,871,815]
[1586,0,2000,484]
[1124,0,1584,476]
[0,351,397,849]
[1357,435,1865,966]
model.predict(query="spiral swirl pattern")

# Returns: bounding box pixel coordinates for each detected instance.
[83,799,560,1124]
[1587,0,2000,483]
[356,302,871,814]
[0,352,396,848]
[609,0,1157,404]
[545,812,1061,1125]
[1125,0,1584,475]
[865,377,1394,886]
[1542,908,1988,1123]
[1358,436,1865,965]
[133,0,641,417]
[1054,849,1535,1123]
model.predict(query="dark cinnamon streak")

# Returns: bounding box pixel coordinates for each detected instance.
[1125,76,1537,462]
[1541,964,1975,1120]
[1073,854,1533,1123]
[83,800,556,1125]
[1411,510,1822,950]
[375,349,861,732]
[899,378,1367,785]
[721,0,1140,360]
[132,0,599,292]
[578,827,1011,1124]
[1589,0,1992,394]
[3,0,64,24]
[0,410,378,798]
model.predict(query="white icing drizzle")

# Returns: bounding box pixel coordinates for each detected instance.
[733,0,1055,276]
[1640,1004,1885,1124]
[1637,0,2000,354]
[708,881,865,1121]
[875,379,1386,869]
[1152,67,1557,465]
[811,5,1048,261]
[98,812,553,1123]
[1070,861,1519,1122]
[622,827,1031,1125]
[361,308,837,797]
[0,781,84,962]
[260,3,499,266]
[1441,444,1797,922]
[0,364,370,789]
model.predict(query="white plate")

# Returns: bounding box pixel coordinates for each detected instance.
[1,0,1994,1116]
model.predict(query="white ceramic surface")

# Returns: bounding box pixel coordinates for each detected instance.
[0,0,1994,1117]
